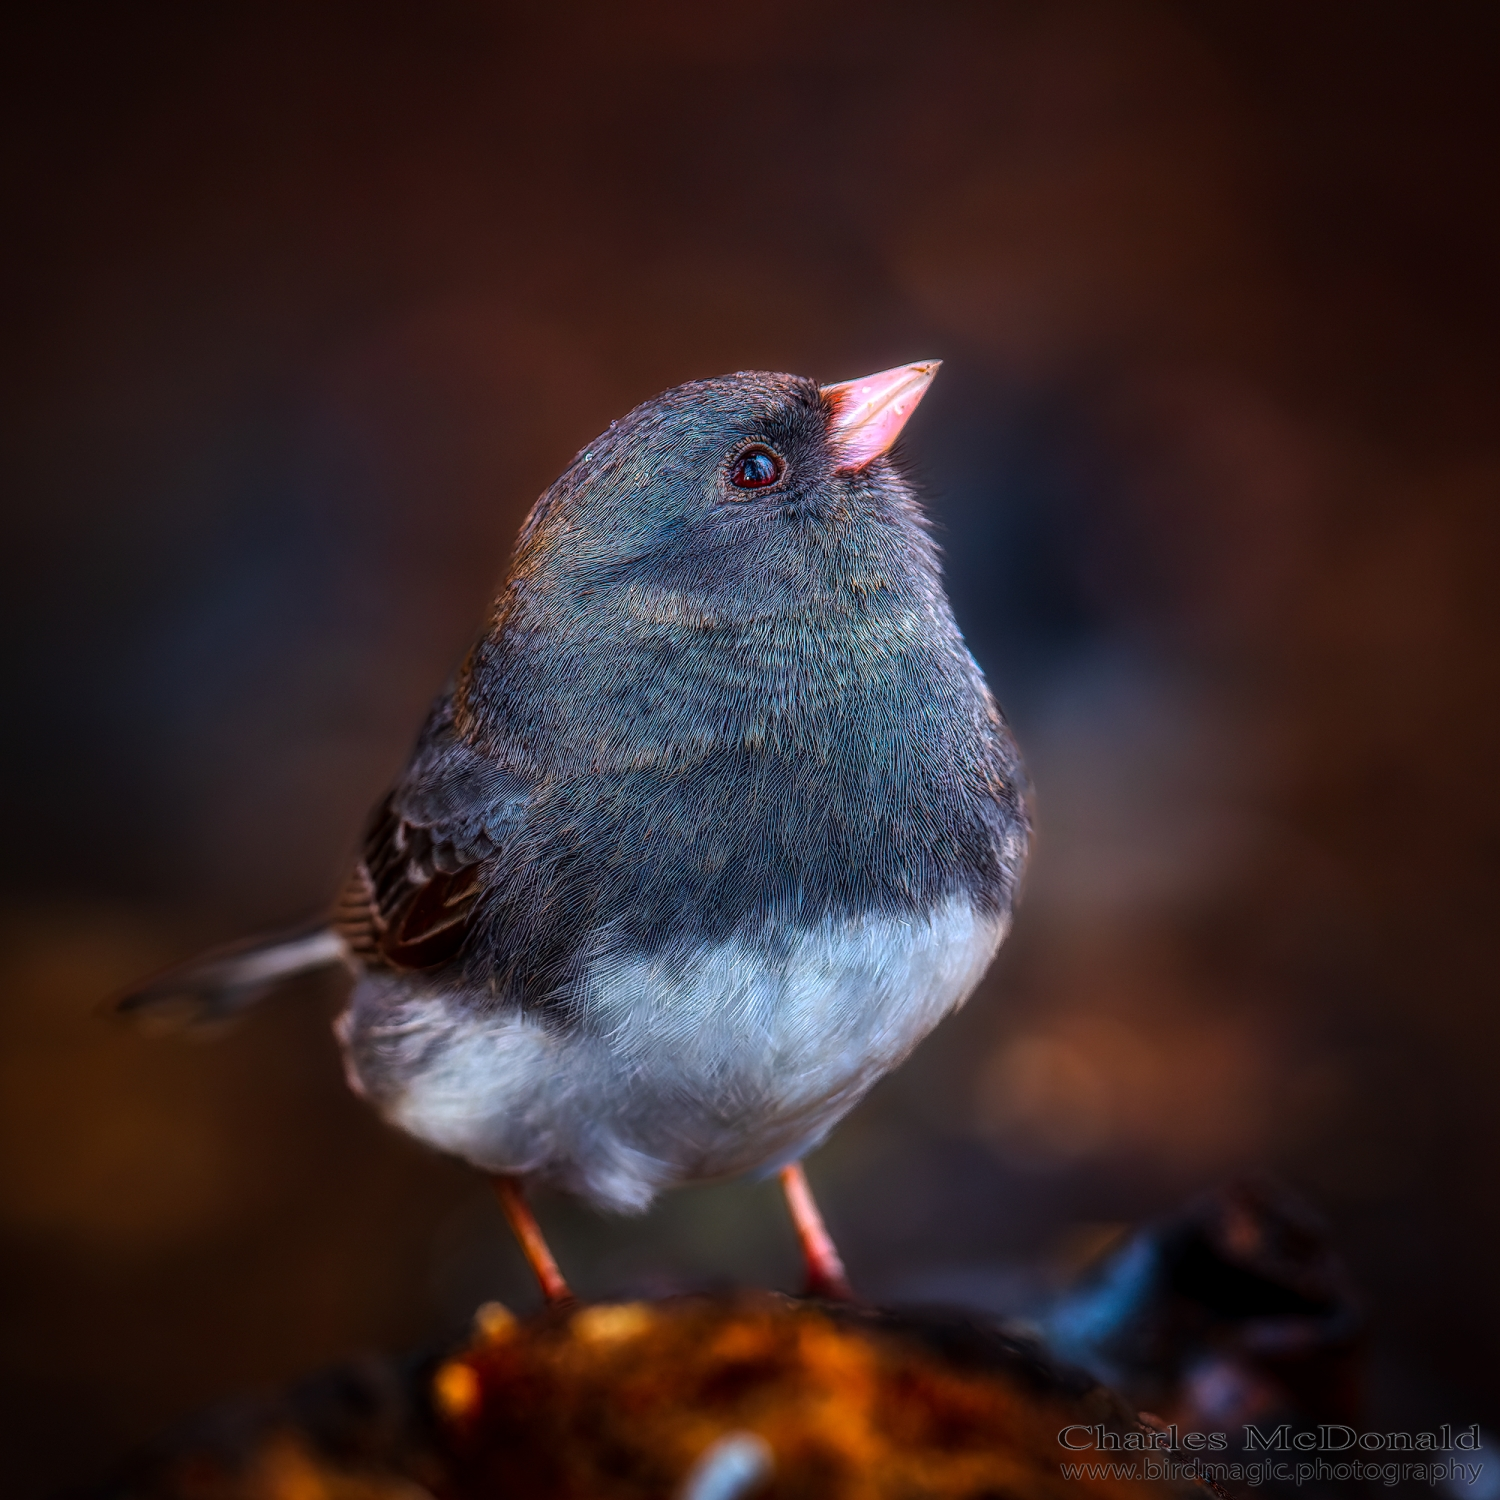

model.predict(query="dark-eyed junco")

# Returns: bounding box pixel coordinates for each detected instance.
[120,362,1030,1301]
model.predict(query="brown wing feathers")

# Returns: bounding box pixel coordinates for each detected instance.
[337,794,487,973]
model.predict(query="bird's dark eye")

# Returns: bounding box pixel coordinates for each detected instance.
[729,446,784,491]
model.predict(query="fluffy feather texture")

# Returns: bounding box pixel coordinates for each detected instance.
[339,896,1006,1211]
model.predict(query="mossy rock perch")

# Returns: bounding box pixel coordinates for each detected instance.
[93,1291,1207,1500]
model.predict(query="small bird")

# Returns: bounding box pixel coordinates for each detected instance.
[119,361,1029,1302]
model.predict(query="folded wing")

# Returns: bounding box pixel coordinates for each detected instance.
[338,699,533,974]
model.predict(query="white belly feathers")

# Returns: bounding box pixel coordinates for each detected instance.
[336,894,1005,1213]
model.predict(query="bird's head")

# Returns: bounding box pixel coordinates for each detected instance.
[457,362,957,757]
[495,361,943,629]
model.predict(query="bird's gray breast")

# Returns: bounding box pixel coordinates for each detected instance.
[337,893,1005,1213]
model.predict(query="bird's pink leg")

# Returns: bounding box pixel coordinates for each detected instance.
[492,1176,573,1305]
[779,1162,854,1300]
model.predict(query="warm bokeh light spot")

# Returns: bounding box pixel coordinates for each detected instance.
[975,1010,1272,1172]
[434,1359,483,1422]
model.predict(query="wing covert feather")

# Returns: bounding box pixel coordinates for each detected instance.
[338,702,532,972]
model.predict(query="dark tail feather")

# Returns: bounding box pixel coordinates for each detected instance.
[112,917,348,1030]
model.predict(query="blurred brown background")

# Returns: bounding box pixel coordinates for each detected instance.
[2,2,1497,1493]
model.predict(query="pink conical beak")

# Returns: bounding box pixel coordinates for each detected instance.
[820,359,941,471]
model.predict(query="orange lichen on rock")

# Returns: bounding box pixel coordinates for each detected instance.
[88,1292,1205,1499]
[437,1292,1197,1500]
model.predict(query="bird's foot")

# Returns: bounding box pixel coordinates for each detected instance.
[492,1175,574,1305]
[779,1162,854,1301]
